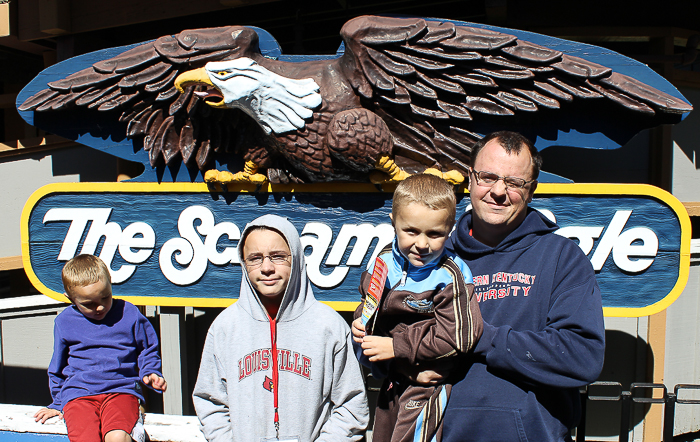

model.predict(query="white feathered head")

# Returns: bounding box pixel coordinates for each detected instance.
[175,57,322,135]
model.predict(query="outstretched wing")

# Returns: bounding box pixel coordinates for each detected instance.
[340,16,692,175]
[19,26,264,171]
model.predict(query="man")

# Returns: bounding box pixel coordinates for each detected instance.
[442,131,605,442]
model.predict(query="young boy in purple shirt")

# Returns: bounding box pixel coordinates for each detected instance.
[34,254,167,442]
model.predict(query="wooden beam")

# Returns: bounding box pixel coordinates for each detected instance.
[0,93,16,109]
[39,0,71,35]
[0,256,23,271]
[0,93,17,109]
[672,70,700,88]
[18,0,279,41]
[0,34,54,56]
[643,310,667,442]
[532,26,699,41]
[0,135,78,158]
[0,2,10,37]
[683,202,700,217]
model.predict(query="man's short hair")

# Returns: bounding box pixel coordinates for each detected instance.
[392,174,456,226]
[62,254,112,297]
[470,131,543,180]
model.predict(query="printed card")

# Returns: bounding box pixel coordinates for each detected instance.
[360,257,388,326]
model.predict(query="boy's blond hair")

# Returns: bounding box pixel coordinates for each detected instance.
[62,254,112,297]
[392,174,456,225]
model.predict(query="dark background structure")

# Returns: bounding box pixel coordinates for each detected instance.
[1,1,699,441]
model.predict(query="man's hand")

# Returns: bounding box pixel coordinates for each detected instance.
[351,318,366,344]
[143,373,168,392]
[34,407,62,424]
[361,336,395,361]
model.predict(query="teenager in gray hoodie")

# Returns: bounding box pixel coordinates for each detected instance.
[193,214,369,442]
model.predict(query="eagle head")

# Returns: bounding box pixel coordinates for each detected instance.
[174,57,322,135]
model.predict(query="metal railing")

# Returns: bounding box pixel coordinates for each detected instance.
[576,382,700,442]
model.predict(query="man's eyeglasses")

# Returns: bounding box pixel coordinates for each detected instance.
[244,253,291,268]
[470,169,536,189]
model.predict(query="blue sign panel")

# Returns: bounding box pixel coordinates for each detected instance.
[22,183,690,317]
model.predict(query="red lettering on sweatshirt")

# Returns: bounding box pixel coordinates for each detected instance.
[238,348,312,382]
[302,356,311,378]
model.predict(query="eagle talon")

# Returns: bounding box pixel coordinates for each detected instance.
[423,168,465,185]
[203,168,268,185]
[373,156,411,183]
[231,172,268,185]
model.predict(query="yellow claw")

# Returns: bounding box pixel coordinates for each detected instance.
[373,156,411,183]
[424,168,465,185]
[422,168,443,178]
[204,169,224,183]
[442,170,465,185]
[230,171,268,185]
[204,163,268,187]
[215,171,236,184]
[204,170,235,183]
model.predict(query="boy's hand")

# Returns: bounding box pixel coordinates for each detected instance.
[361,336,395,361]
[351,318,366,344]
[395,359,454,385]
[34,407,62,424]
[143,373,168,392]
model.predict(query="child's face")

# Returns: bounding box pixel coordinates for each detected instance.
[66,278,113,321]
[391,202,452,267]
[242,229,292,305]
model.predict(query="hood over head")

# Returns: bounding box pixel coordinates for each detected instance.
[237,214,316,322]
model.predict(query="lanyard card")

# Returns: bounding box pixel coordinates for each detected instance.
[360,257,388,326]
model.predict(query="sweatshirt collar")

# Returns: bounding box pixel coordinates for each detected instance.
[447,208,559,256]
[391,238,445,277]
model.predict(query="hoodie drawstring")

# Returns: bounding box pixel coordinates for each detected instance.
[269,317,280,439]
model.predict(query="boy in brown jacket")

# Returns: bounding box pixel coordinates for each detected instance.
[353,174,483,442]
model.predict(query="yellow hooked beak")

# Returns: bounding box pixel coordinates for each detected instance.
[174,68,226,108]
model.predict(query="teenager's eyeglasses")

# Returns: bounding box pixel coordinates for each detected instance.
[244,253,291,268]
[470,169,536,189]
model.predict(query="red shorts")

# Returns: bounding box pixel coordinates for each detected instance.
[63,393,139,442]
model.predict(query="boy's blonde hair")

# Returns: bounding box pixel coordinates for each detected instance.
[392,174,456,225]
[62,254,112,297]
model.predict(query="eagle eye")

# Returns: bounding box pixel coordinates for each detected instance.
[216,71,229,76]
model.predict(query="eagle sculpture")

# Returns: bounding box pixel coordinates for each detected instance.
[18,16,692,185]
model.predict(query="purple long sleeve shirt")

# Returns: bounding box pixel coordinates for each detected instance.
[47,299,163,411]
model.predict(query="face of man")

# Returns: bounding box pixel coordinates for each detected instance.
[468,139,537,247]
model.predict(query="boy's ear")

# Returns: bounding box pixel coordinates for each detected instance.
[63,292,70,301]
[389,213,394,225]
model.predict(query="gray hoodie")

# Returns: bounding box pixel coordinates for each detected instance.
[193,214,369,442]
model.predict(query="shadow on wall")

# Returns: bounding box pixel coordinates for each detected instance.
[1,366,52,406]
[50,145,120,182]
[585,329,653,438]
[674,88,700,170]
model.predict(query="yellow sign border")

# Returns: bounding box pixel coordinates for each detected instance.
[21,182,691,317]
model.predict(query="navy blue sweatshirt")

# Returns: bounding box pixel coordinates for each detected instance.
[442,209,605,442]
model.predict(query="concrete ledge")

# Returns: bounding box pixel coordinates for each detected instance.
[0,404,206,442]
